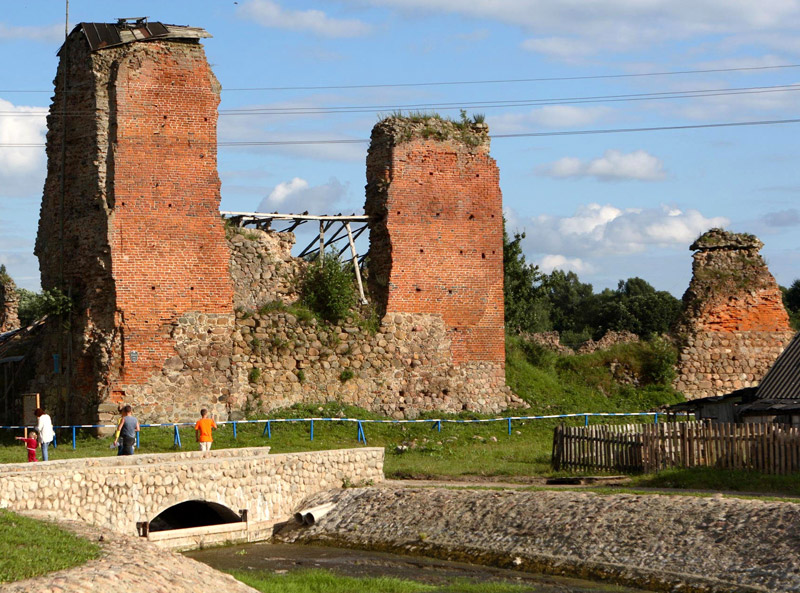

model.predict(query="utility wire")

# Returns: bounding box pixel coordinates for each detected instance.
[2,83,799,118]
[3,117,799,148]
[1,63,799,94]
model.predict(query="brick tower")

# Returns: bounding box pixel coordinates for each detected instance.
[674,228,794,398]
[34,20,238,423]
[365,116,507,396]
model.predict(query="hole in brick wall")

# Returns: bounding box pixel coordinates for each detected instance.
[204,117,208,122]
[163,115,168,120]
[415,287,422,292]
[429,171,434,175]
[490,214,494,218]
[150,286,156,290]
[448,289,453,294]
[396,211,401,215]
[168,203,173,208]
[190,287,194,291]
[121,202,125,206]
[468,214,475,220]
[492,250,495,254]
[419,249,424,253]
[435,213,440,217]
[155,182,159,187]
[459,250,463,255]
[481,253,486,259]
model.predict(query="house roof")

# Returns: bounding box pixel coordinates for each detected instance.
[754,331,800,400]
[667,387,756,413]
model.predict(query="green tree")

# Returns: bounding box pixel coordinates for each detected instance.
[593,278,682,338]
[782,279,800,330]
[502,227,550,333]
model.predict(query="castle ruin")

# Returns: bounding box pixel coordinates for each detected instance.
[674,228,794,398]
[22,20,518,424]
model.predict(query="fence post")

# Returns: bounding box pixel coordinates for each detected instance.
[233,421,238,440]
[357,421,366,444]
[310,419,314,441]
[173,424,182,448]
[508,418,512,435]
[262,420,271,439]
[654,412,659,425]
[136,431,140,449]
[72,426,76,450]
[437,420,442,433]
[584,414,589,427]
[52,431,57,448]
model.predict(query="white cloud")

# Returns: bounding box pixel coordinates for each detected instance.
[518,203,729,257]
[488,106,611,134]
[258,177,350,214]
[238,0,372,37]
[0,98,47,197]
[538,254,594,274]
[538,150,666,182]
[0,22,62,43]
[350,0,800,58]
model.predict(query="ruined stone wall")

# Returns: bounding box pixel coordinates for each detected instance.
[0,272,19,332]
[33,28,239,424]
[674,229,794,398]
[365,117,505,380]
[228,228,305,310]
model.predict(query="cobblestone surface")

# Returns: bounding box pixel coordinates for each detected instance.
[0,518,257,593]
[278,486,800,593]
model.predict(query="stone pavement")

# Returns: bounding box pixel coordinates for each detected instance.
[0,517,257,593]
[278,486,800,593]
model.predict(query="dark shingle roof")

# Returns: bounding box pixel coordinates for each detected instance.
[754,332,800,400]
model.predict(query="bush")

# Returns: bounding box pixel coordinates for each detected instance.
[339,368,354,382]
[641,337,678,385]
[301,251,357,324]
[17,287,73,327]
[248,368,261,383]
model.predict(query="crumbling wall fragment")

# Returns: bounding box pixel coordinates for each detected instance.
[674,228,794,398]
[0,270,20,332]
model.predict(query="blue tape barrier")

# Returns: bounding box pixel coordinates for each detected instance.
[0,411,690,452]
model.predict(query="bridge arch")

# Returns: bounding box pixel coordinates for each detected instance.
[148,499,243,532]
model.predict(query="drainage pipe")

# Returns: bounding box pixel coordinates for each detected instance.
[294,502,336,525]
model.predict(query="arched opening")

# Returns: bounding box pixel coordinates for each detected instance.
[148,500,243,532]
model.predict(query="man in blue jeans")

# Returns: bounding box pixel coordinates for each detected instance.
[113,405,140,455]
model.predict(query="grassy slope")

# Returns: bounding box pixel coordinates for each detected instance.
[0,509,100,583]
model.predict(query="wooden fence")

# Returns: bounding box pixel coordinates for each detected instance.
[552,421,800,474]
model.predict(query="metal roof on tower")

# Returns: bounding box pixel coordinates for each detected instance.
[60,17,211,53]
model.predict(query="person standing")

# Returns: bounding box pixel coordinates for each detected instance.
[15,430,38,462]
[194,408,217,452]
[113,405,139,456]
[35,408,54,461]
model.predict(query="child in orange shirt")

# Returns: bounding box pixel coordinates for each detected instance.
[194,409,217,451]
[16,430,38,462]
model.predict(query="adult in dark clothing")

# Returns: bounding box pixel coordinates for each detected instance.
[114,405,139,456]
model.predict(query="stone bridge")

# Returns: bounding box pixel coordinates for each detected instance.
[0,447,383,548]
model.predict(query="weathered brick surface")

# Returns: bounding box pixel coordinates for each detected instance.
[365,117,505,368]
[33,28,235,424]
[674,229,794,398]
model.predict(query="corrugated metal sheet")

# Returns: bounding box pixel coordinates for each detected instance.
[754,331,800,400]
[67,21,210,53]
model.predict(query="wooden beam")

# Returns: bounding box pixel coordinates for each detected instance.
[345,222,368,305]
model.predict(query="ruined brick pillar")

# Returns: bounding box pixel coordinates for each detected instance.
[365,116,511,407]
[0,269,20,332]
[34,21,238,423]
[674,228,794,399]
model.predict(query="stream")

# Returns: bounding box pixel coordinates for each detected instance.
[188,542,649,592]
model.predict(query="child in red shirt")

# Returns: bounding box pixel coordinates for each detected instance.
[16,430,38,462]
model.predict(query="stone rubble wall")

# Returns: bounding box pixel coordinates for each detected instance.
[675,229,794,399]
[674,330,795,396]
[522,331,574,355]
[577,330,640,354]
[280,486,800,593]
[1,518,260,593]
[236,309,522,418]
[0,447,384,535]
[228,228,306,310]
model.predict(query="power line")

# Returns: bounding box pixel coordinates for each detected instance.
[1,63,799,94]
[2,83,800,118]
[2,118,798,149]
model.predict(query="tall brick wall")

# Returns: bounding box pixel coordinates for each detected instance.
[365,117,505,367]
[33,24,238,423]
[674,229,794,398]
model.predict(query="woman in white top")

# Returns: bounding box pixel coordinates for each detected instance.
[35,408,54,461]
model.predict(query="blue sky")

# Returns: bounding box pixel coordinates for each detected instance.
[1,0,799,296]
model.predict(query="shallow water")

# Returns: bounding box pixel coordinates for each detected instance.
[188,542,648,592]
